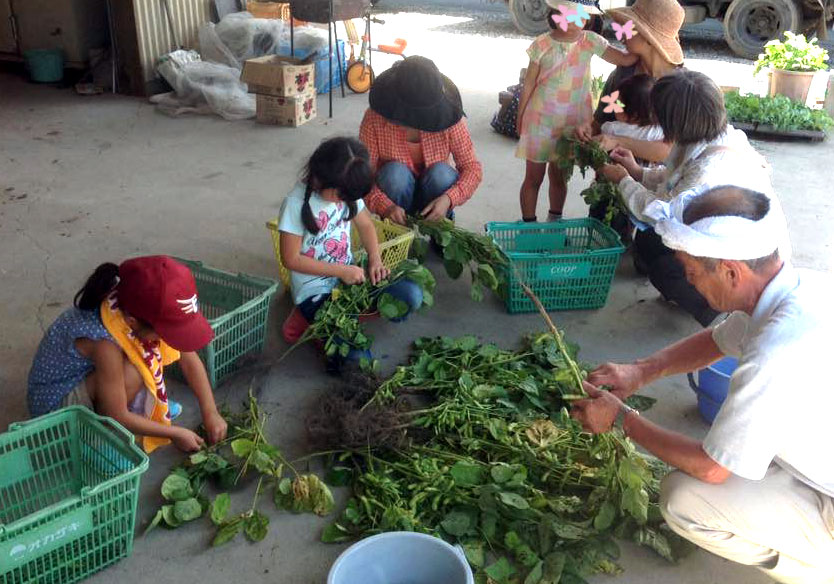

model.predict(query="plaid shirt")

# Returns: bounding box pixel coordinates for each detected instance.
[359,109,483,215]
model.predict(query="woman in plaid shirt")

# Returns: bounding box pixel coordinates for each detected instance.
[359,56,483,225]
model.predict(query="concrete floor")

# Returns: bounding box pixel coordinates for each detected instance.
[2,19,833,582]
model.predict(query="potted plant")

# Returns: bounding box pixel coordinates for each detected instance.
[754,32,829,104]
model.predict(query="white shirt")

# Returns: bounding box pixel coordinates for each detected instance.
[600,120,665,142]
[706,263,834,497]
[278,184,365,305]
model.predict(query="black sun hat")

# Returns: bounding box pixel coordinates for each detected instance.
[369,56,464,132]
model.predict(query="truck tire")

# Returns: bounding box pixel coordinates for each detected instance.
[724,0,801,59]
[509,0,549,36]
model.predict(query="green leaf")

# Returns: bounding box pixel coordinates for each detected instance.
[244,510,269,542]
[551,521,591,540]
[443,258,464,279]
[143,509,164,536]
[472,384,508,400]
[325,465,352,487]
[462,540,486,568]
[278,477,292,495]
[477,263,498,289]
[160,474,192,502]
[173,498,203,522]
[210,493,231,526]
[485,557,516,583]
[543,551,566,584]
[189,451,208,465]
[470,284,484,302]
[321,522,353,543]
[231,438,255,458]
[621,486,649,525]
[161,505,181,528]
[378,293,409,320]
[498,491,530,510]
[250,450,274,474]
[525,560,544,584]
[212,519,243,547]
[481,512,498,540]
[624,394,657,412]
[441,510,472,536]
[450,461,485,487]
[490,464,515,484]
[593,501,617,531]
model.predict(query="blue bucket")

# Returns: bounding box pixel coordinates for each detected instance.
[328,532,474,584]
[688,357,738,424]
[23,49,64,83]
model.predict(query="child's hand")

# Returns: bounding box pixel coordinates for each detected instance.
[384,204,408,226]
[600,163,629,183]
[421,194,452,222]
[593,134,619,152]
[203,410,228,445]
[172,428,205,452]
[575,124,594,143]
[610,147,641,178]
[368,256,390,285]
[340,265,366,285]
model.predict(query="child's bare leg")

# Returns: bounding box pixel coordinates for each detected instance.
[547,163,568,217]
[520,161,547,221]
[85,358,144,410]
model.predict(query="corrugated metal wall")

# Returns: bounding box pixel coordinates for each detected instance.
[133,0,211,82]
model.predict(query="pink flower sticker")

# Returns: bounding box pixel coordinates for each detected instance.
[601,91,625,114]
[612,20,637,41]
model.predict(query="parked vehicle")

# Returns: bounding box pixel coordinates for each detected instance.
[501,0,834,60]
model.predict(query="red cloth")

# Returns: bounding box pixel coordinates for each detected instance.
[282,307,309,344]
[359,109,483,215]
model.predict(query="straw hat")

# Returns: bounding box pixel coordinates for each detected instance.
[607,0,685,66]
[545,0,602,15]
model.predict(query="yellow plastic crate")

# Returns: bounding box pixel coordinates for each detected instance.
[266,217,415,291]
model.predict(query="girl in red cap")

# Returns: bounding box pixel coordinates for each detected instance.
[27,256,227,453]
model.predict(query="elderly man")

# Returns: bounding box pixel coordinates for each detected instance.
[571,185,834,584]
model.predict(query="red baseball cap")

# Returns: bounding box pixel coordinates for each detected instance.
[116,256,213,352]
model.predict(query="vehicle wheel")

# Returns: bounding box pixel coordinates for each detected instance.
[724,0,801,60]
[509,0,549,36]
[347,61,374,94]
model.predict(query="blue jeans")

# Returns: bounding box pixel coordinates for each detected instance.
[376,161,458,217]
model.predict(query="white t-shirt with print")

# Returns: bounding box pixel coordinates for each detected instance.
[600,120,665,142]
[706,264,834,498]
[278,183,365,305]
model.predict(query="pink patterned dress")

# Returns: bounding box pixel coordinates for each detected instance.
[516,31,609,163]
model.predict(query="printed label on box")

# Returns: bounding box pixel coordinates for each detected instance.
[536,262,592,281]
[0,506,94,569]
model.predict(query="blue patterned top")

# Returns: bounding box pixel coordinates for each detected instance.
[27,308,114,416]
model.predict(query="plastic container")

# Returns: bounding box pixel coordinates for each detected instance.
[266,217,415,291]
[0,407,149,584]
[23,49,65,83]
[688,356,738,423]
[173,259,279,387]
[486,218,625,313]
[328,532,474,584]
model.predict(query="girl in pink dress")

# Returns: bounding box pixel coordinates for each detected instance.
[516,0,637,222]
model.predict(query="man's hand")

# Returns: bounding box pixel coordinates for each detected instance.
[383,204,408,226]
[421,194,452,222]
[368,255,390,285]
[339,265,366,285]
[202,410,228,445]
[575,123,594,143]
[172,428,206,452]
[570,382,623,434]
[609,146,642,179]
[592,134,619,153]
[588,362,644,400]
[600,163,629,183]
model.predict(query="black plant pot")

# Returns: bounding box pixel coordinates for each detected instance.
[289,0,371,23]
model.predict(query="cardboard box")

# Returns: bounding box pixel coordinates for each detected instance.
[241,55,315,97]
[256,93,317,127]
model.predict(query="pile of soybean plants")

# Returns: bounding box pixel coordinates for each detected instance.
[310,334,685,584]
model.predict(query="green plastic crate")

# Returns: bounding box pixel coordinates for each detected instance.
[486,218,625,313]
[0,407,148,584]
[175,259,279,388]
